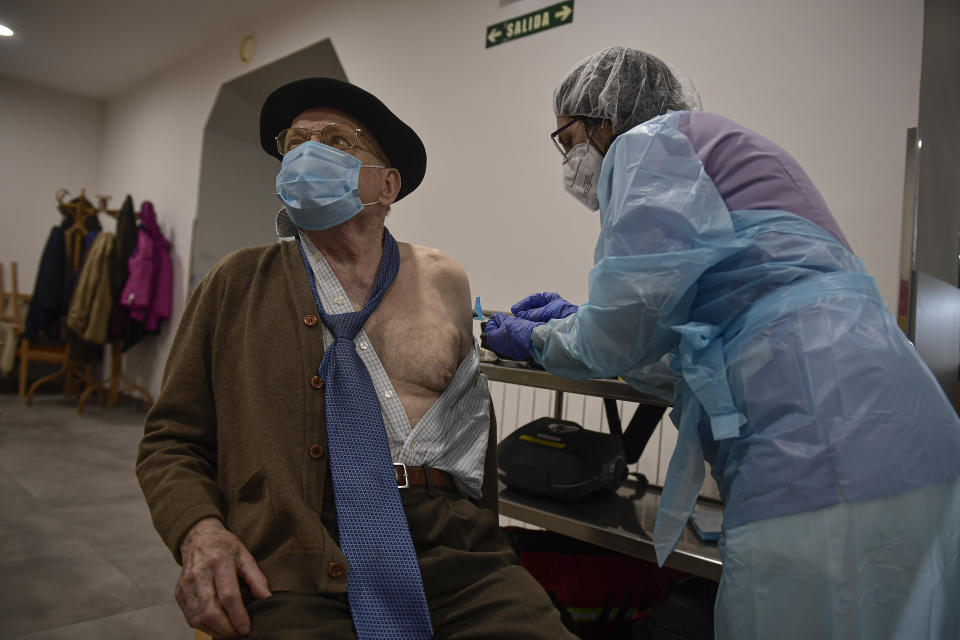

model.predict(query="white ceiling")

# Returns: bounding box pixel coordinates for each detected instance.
[0,0,297,100]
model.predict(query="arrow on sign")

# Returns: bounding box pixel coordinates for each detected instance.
[487,27,503,44]
[554,4,572,21]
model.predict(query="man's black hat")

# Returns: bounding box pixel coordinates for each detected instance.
[260,77,426,202]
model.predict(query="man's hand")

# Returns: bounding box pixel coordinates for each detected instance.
[176,517,271,638]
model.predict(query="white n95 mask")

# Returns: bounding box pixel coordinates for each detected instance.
[562,143,603,211]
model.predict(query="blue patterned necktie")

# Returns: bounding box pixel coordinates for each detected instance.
[296,229,433,639]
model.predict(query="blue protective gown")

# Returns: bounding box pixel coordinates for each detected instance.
[530,111,960,636]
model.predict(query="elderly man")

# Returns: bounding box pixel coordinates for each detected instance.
[137,78,575,640]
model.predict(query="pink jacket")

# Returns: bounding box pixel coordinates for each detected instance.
[120,201,173,331]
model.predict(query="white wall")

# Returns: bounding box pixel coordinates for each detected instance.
[0,74,104,290]
[94,0,923,497]
[96,0,923,399]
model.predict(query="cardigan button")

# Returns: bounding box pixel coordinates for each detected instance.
[310,375,324,390]
[328,561,345,578]
[304,314,318,327]
[309,444,324,459]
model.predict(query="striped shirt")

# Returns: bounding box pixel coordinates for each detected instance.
[293,225,490,498]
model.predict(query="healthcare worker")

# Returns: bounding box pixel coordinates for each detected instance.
[485,46,960,639]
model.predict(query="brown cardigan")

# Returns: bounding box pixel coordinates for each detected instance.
[136,239,499,594]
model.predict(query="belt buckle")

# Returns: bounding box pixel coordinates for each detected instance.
[394,462,409,489]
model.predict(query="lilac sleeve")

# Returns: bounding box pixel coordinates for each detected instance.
[677,112,851,251]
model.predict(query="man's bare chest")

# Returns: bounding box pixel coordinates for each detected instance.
[362,285,462,395]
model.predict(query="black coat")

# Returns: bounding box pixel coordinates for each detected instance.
[108,195,148,350]
[110,195,138,299]
[24,227,67,342]
[25,198,104,343]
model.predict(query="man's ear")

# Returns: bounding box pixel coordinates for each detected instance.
[378,168,402,206]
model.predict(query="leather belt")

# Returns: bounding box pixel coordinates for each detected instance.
[394,463,455,491]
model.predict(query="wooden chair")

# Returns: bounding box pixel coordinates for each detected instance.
[14,254,72,398]
[2,260,73,398]
[0,262,29,326]
[19,339,76,399]
[0,263,32,384]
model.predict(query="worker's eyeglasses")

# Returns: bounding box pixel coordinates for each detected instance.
[275,123,365,156]
[550,117,586,163]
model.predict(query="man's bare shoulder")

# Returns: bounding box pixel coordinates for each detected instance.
[397,242,473,355]
[400,242,470,292]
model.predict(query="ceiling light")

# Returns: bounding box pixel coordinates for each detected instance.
[0,24,13,37]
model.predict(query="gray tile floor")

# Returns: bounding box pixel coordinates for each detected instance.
[0,393,191,639]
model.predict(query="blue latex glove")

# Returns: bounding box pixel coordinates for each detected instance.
[511,292,578,322]
[484,313,542,360]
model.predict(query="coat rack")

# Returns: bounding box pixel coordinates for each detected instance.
[24,188,154,414]
[24,189,100,408]
[87,194,154,413]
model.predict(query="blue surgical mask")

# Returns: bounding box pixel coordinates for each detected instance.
[275,141,385,231]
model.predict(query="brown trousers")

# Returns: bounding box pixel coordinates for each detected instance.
[237,486,577,639]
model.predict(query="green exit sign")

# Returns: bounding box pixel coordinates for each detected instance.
[485,1,574,49]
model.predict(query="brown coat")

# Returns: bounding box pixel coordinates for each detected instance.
[136,240,499,594]
[66,231,115,344]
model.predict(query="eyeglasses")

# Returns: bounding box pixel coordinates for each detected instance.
[275,123,365,156]
[550,117,586,163]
